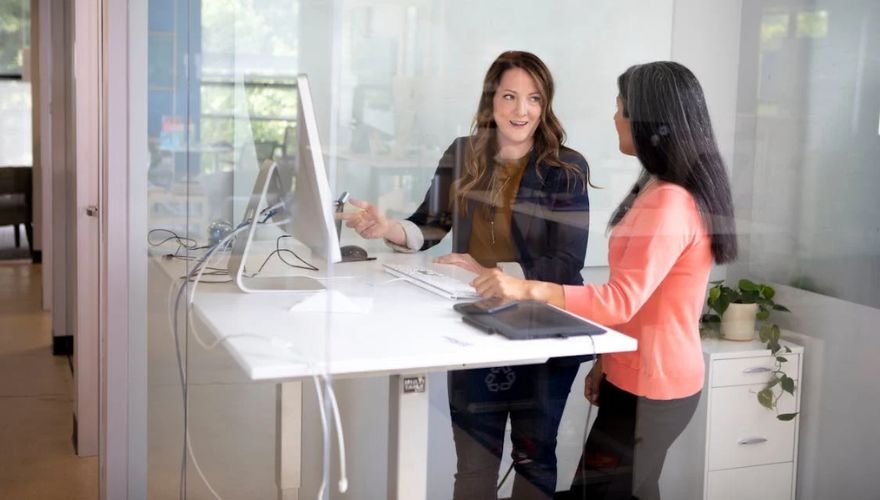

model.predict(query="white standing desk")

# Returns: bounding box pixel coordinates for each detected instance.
[189,250,637,500]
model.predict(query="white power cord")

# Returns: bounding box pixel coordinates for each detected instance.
[170,224,348,499]
[325,377,349,493]
[185,430,223,500]
[313,376,349,498]
[313,376,330,500]
[187,224,248,306]
[165,223,276,499]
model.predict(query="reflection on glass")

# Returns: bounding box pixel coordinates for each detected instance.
[743,2,880,307]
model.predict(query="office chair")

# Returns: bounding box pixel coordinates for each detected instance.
[0,166,33,253]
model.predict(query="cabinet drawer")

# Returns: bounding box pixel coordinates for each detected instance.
[706,462,793,500]
[711,354,800,388]
[708,385,797,470]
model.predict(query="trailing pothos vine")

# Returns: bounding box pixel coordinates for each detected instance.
[702,279,798,421]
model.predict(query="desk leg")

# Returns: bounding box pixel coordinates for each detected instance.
[276,381,302,500]
[388,374,429,500]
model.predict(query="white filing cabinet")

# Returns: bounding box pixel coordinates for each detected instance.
[660,337,803,500]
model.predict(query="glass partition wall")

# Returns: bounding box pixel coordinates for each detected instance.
[140,0,880,499]
[146,1,304,498]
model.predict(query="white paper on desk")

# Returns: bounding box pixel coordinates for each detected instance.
[289,290,373,314]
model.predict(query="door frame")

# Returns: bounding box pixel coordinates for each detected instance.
[73,0,148,496]
[72,0,100,460]
[99,0,148,497]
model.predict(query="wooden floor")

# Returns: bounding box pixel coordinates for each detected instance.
[0,236,99,499]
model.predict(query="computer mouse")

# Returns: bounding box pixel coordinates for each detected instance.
[340,245,369,261]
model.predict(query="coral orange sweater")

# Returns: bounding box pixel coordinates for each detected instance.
[564,181,712,400]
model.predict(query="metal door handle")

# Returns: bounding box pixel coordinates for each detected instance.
[86,205,99,217]
[737,437,768,446]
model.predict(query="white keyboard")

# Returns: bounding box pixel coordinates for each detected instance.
[383,263,481,300]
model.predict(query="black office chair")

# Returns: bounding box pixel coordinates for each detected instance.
[0,166,33,253]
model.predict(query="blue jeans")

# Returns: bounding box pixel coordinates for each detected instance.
[448,359,583,500]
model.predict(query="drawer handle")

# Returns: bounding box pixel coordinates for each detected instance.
[737,437,768,446]
[742,367,772,374]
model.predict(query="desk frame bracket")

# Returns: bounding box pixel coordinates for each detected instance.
[388,373,429,500]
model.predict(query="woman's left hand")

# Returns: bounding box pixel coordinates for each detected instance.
[434,253,488,275]
[471,268,533,300]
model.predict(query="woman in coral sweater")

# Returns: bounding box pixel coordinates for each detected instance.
[471,61,738,500]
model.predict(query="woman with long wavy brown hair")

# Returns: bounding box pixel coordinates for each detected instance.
[340,50,593,499]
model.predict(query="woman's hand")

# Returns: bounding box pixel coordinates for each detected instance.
[335,198,404,244]
[584,357,603,406]
[471,268,534,300]
[434,253,488,275]
[471,269,567,306]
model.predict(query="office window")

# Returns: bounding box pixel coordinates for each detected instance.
[0,0,29,75]
[0,0,31,166]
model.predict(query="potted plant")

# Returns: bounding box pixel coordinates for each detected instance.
[701,279,798,421]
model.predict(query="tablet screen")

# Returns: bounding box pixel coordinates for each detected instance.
[459,300,606,340]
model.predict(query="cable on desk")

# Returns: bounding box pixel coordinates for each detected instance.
[186,225,248,306]
[148,228,200,250]
[248,235,319,277]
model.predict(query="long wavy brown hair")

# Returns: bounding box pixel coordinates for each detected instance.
[454,51,588,207]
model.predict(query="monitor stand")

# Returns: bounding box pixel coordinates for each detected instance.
[227,162,325,293]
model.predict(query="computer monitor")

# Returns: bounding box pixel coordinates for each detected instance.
[227,74,342,293]
[289,74,342,264]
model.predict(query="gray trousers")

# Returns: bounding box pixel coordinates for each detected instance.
[568,378,700,500]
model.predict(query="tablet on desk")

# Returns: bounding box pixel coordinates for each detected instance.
[456,300,606,340]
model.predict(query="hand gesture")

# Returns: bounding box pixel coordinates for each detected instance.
[434,253,489,275]
[584,357,603,406]
[336,198,398,240]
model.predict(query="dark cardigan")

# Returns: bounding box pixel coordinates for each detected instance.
[406,136,590,286]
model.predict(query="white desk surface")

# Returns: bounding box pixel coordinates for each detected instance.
[156,244,637,499]
[185,249,637,382]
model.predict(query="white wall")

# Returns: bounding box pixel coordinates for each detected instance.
[293,0,674,269]
[671,0,743,168]
[774,286,880,500]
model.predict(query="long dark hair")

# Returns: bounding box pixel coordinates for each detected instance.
[454,51,587,206]
[609,61,737,264]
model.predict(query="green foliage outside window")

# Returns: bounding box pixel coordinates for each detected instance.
[200,82,298,150]
[199,0,300,170]
[0,0,30,74]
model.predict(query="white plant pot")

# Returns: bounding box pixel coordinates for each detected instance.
[721,303,758,341]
